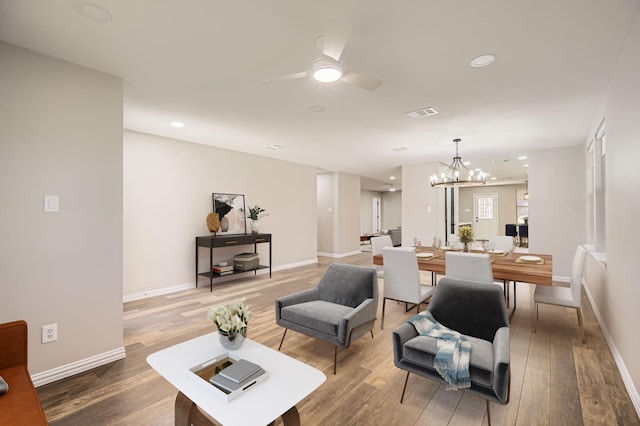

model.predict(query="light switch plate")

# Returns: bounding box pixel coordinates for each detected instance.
[44,195,59,213]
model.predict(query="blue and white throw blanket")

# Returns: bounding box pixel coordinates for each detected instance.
[408,311,472,391]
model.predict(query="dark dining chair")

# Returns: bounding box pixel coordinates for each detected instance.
[505,224,518,242]
[518,225,528,247]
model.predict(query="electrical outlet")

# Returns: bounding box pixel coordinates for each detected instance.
[42,324,57,344]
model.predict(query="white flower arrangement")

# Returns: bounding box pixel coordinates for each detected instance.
[207,298,252,340]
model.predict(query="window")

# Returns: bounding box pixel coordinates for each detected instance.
[477,196,494,220]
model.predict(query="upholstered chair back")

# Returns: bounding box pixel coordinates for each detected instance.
[317,263,378,308]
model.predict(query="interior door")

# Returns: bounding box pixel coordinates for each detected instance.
[372,197,381,233]
[473,193,498,239]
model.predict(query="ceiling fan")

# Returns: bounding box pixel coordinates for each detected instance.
[261,17,383,91]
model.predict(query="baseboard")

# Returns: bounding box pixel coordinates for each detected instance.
[123,258,319,302]
[123,282,194,302]
[552,274,570,283]
[317,250,362,258]
[32,346,126,387]
[583,283,640,416]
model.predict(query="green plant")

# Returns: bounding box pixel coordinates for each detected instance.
[458,226,474,244]
[207,298,252,339]
[246,204,268,221]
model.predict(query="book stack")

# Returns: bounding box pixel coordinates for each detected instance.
[209,359,267,398]
[212,264,234,275]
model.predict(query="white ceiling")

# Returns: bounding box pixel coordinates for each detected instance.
[1,0,638,191]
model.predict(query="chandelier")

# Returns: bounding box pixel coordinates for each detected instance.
[430,138,486,187]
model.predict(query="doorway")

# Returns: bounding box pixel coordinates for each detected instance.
[473,192,498,239]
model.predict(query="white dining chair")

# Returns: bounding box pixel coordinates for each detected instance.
[371,235,394,277]
[534,244,588,343]
[489,236,515,253]
[444,252,494,284]
[448,234,462,249]
[381,247,435,329]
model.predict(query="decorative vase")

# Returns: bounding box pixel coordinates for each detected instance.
[219,329,246,350]
[251,220,259,234]
[220,216,229,232]
[206,212,220,235]
[463,242,469,252]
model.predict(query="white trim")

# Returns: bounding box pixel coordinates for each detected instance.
[583,283,640,417]
[32,347,126,387]
[552,274,570,283]
[317,250,362,258]
[123,259,319,302]
[124,282,194,302]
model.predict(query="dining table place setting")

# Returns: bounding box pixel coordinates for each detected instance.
[514,255,545,265]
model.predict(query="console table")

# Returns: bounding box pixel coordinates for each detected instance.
[195,233,272,291]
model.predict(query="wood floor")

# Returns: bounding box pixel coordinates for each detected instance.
[37,253,639,425]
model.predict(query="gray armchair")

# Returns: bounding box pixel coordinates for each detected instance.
[392,277,510,425]
[275,263,378,374]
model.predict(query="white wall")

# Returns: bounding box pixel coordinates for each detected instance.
[317,172,361,256]
[381,191,402,230]
[402,162,446,247]
[584,11,640,410]
[528,145,586,277]
[124,131,319,297]
[0,42,124,374]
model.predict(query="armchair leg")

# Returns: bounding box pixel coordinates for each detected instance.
[576,307,585,344]
[370,330,374,339]
[400,371,410,403]
[278,328,288,350]
[486,400,492,426]
[333,347,338,375]
[381,298,387,330]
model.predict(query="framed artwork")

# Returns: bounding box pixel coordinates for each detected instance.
[212,193,246,235]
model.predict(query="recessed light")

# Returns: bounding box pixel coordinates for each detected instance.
[523,164,529,167]
[170,121,184,128]
[518,156,528,160]
[309,105,326,113]
[72,1,112,22]
[266,144,282,150]
[484,173,491,176]
[490,177,497,180]
[390,176,396,180]
[474,168,482,172]
[470,54,496,68]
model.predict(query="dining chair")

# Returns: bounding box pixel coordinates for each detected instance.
[448,234,462,249]
[371,235,394,278]
[489,236,514,253]
[518,225,529,247]
[505,224,518,245]
[381,247,435,329]
[534,244,588,343]
[445,252,494,284]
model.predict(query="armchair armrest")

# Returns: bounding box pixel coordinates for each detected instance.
[391,322,419,365]
[274,288,320,321]
[492,326,510,404]
[338,298,377,346]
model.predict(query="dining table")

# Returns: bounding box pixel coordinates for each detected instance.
[373,245,552,318]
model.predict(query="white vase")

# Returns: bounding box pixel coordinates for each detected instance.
[251,220,259,234]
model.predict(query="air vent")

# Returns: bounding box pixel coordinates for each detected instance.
[393,147,411,152]
[405,107,438,118]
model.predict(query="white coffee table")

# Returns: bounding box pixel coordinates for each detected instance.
[147,332,326,426]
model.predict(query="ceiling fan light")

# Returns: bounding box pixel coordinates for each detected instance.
[313,62,342,83]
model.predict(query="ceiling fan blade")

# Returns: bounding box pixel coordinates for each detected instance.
[340,69,383,91]
[322,16,352,62]
[260,70,310,85]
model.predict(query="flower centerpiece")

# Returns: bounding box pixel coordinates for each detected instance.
[458,226,474,252]
[207,298,252,350]
[246,204,268,234]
